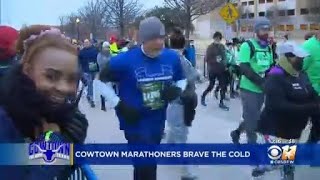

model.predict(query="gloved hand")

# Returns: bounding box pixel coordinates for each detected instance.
[61,110,88,143]
[116,101,140,125]
[161,85,182,102]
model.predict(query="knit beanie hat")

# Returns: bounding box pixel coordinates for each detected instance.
[138,17,165,43]
[0,26,19,60]
[254,18,271,33]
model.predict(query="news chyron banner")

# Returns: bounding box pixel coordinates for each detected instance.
[1,143,320,166]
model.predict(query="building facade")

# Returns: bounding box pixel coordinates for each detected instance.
[193,0,320,39]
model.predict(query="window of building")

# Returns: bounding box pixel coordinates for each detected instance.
[310,7,319,14]
[241,26,247,32]
[279,10,286,16]
[259,12,265,16]
[232,24,237,32]
[300,24,308,30]
[266,0,273,3]
[248,13,254,18]
[300,8,309,15]
[248,25,254,32]
[266,11,274,17]
[310,24,320,30]
[248,1,254,5]
[241,13,247,19]
[259,0,265,4]
[287,9,295,16]
[286,25,294,31]
[277,25,285,31]
[242,1,247,6]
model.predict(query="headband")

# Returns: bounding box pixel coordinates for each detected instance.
[21,28,68,64]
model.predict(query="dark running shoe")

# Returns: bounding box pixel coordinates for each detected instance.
[230,130,240,144]
[219,103,229,111]
[252,167,266,178]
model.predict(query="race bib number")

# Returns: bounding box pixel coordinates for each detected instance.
[258,72,266,78]
[216,55,222,63]
[140,82,164,110]
[256,53,271,66]
[89,62,98,72]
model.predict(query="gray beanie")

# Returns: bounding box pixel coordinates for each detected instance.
[138,17,165,43]
[254,18,271,33]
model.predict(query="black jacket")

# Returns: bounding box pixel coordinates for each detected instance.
[257,66,320,139]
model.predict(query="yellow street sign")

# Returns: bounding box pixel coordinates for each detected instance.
[219,3,239,24]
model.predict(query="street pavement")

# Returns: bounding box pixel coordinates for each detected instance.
[78,81,320,180]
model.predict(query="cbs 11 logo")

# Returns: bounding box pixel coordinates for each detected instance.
[267,145,297,164]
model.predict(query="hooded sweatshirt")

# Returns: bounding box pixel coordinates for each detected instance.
[257,57,320,139]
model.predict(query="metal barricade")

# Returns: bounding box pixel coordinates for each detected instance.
[53,165,98,180]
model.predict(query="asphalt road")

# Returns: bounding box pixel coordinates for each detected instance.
[79,82,320,180]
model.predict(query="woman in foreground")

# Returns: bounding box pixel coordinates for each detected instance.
[0,25,88,179]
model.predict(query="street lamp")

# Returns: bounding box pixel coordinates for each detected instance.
[76,18,80,41]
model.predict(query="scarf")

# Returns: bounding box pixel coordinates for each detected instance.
[277,57,299,77]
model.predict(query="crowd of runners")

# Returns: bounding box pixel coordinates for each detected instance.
[0,15,319,180]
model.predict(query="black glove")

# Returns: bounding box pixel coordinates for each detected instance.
[161,85,182,102]
[116,101,140,125]
[61,110,88,143]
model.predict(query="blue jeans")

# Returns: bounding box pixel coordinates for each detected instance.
[83,73,95,101]
[124,132,162,180]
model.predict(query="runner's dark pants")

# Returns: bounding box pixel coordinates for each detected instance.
[202,71,228,103]
[124,132,162,180]
[308,113,320,143]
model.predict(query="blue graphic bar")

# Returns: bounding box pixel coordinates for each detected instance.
[1,143,320,166]
[73,144,320,166]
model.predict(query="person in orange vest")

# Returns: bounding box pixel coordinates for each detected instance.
[109,36,120,56]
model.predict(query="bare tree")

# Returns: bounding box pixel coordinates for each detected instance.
[78,0,108,39]
[164,0,226,39]
[103,0,143,38]
[59,16,65,33]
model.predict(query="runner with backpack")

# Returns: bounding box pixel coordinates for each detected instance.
[230,18,274,144]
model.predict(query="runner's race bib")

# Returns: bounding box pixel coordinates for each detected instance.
[140,82,164,110]
[216,55,222,63]
[256,52,271,66]
[89,62,98,72]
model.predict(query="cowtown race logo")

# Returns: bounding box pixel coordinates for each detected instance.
[28,131,71,165]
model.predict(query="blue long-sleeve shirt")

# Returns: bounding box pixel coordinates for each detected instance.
[108,47,185,137]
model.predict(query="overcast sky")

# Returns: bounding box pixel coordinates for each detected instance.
[1,0,163,29]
